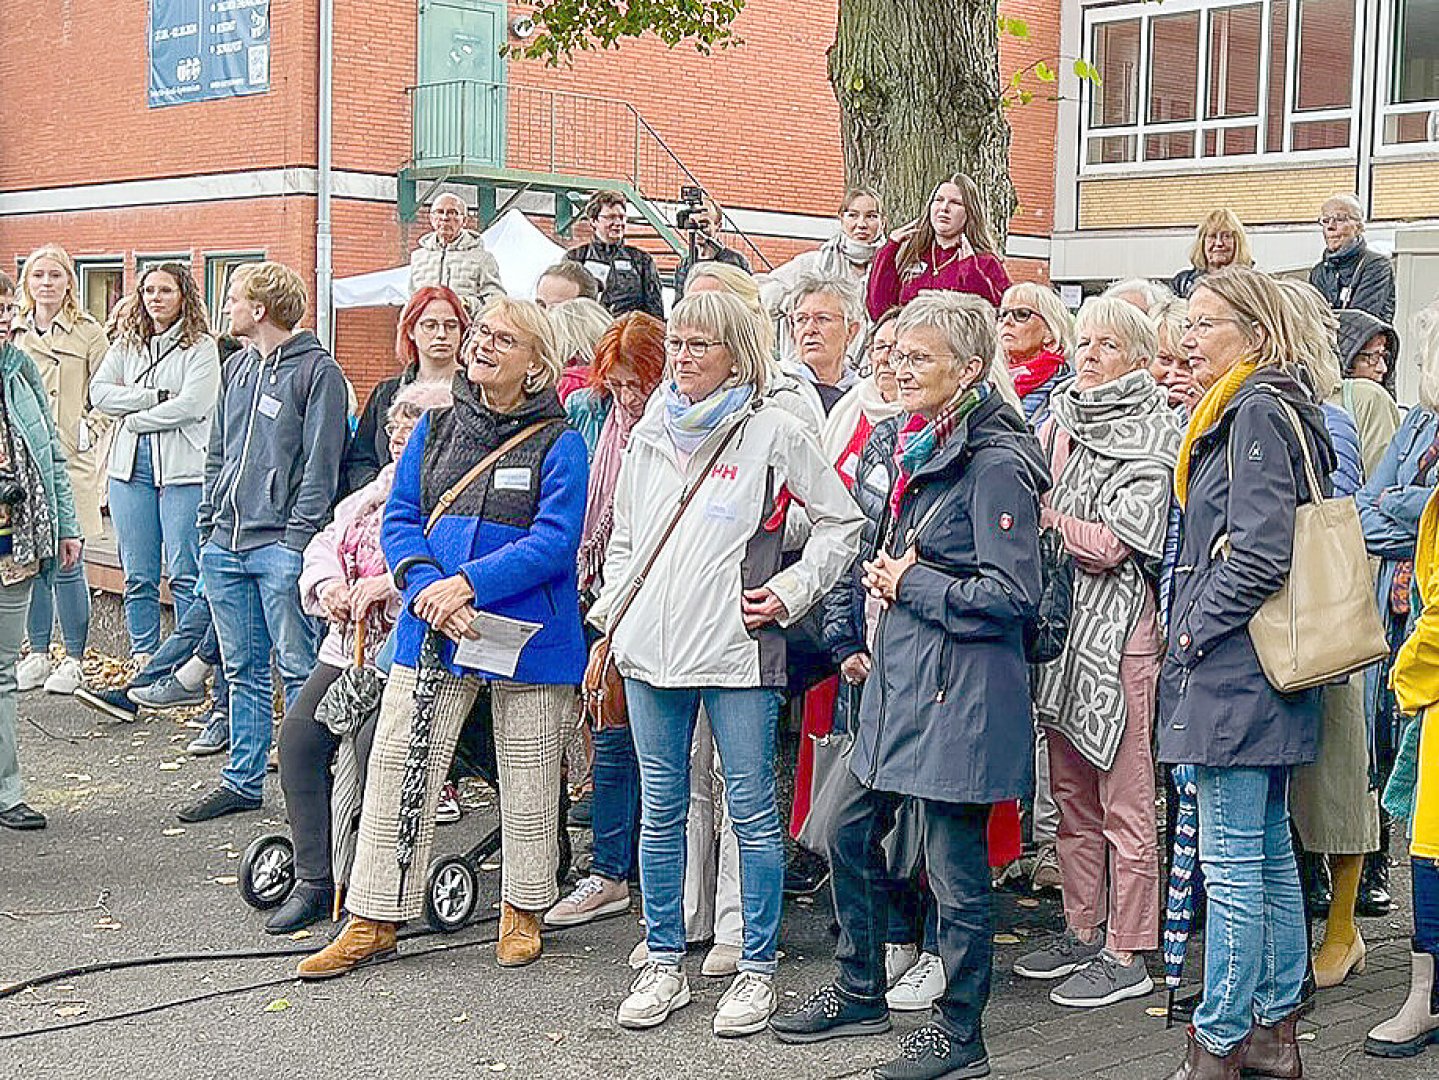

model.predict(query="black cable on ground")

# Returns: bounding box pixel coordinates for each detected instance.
[0,916,503,1041]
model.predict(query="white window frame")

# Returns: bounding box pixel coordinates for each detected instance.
[1374,0,1439,155]
[204,251,266,334]
[1079,0,1362,176]
[135,252,193,278]
[74,257,126,324]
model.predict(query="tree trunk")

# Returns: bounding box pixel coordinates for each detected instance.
[829,0,1015,246]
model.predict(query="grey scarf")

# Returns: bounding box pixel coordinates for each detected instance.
[1033,371,1182,769]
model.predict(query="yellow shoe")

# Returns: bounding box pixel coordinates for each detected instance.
[295,916,397,980]
[497,901,542,967]
[1315,927,1366,989]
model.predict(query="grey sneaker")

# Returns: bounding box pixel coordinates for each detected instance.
[617,963,690,1029]
[544,874,630,927]
[1012,930,1104,981]
[1049,950,1154,1008]
[713,971,776,1038]
[186,711,229,756]
[129,675,207,710]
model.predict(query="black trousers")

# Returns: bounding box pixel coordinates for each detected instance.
[826,766,991,1045]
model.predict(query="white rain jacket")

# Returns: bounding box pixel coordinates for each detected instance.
[589,395,863,689]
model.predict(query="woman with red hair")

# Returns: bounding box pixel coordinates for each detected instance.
[545,311,666,929]
[337,285,469,496]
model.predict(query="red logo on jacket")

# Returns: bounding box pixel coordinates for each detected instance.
[711,464,738,481]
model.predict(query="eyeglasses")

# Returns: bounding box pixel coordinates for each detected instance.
[431,209,464,219]
[1355,349,1390,365]
[789,312,842,329]
[1206,232,1237,244]
[606,377,647,397]
[384,418,419,437]
[595,212,627,224]
[469,323,525,354]
[998,307,1037,324]
[0,303,17,317]
[891,350,955,371]
[664,336,724,359]
[1180,316,1246,337]
[417,318,462,334]
[1319,215,1357,227]
[869,340,896,364]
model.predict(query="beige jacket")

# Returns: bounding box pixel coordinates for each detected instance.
[18,309,110,539]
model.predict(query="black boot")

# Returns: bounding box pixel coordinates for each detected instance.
[1302,851,1332,917]
[265,882,335,934]
[1358,852,1393,918]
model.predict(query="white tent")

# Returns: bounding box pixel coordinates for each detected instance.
[332,208,568,309]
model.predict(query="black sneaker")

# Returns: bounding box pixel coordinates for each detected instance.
[178,787,261,823]
[74,686,140,723]
[873,1025,989,1080]
[0,802,47,830]
[770,983,890,1044]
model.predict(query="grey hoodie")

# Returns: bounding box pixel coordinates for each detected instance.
[197,331,349,553]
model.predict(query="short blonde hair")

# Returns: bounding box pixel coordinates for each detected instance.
[1188,209,1255,272]
[231,261,308,331]
[475,297,561,391]
[1192,266,1290,369]
[683,262,775,357]
[547,297,612,365]
[1000,282,1074,357]
[1276,279,1342,400]
[1151,296,1188,357]
[669,290,771,394]
[1075,296,1158,368]
[19,243,86,324]
[1104,278,1174,314]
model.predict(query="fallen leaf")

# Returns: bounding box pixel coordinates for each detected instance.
[544,1031,564,1044]
[162,827,186,837]
[93,919,122,931]
[264,998,292,1013]
[1146,1007,1169,1018]
[1016,897,1040,908]
[452,1012,469,1023]
[288,929,312,941]
[54,1005,87,1018]
[479,862,500,872]
[1297,1032,1316,1042]
[213,875,238,886]
[158,761,182,772]
[227,851,240,859]
[992,933,1021,945]
[63,773,92,782]
[488,1066,507,1074]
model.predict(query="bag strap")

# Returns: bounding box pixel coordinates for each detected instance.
[424,419,560,535]
[604,417,748,639]
[1214,390,1325,560]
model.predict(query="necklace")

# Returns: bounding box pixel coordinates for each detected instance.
[930,243,964,275]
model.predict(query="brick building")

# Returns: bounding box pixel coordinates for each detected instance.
[0,0,1061,400]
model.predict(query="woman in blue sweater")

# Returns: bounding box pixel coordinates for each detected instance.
[299,297,589,978]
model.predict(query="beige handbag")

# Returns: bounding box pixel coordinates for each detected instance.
[1215,394,1388,693]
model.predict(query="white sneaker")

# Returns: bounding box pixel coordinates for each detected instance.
[886,951,945,1011]
[44,656,83,695]
[435,781,462,825]
[886,942,920,987]
[712,971,776,1038]
[617,963,690,1029]
[17,652,50,692]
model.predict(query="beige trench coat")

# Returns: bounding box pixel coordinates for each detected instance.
[17,309,110,539]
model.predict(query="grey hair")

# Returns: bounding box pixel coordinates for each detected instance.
[785,271,865,325]
[895,292,997,380]
[1104,277,1174,314]
[1150,296,1188,356]
[1415,294,1439,411]
[1322,193,1365,228]
[546,297,613,366]
[669,290,771,394]
[999,281,1075,357]
[1075,296,1158,367]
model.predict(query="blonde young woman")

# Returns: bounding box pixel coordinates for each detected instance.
[15,245,108,694]
[1169,209,1255,300]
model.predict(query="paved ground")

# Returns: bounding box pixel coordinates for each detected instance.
[1,655,1433,1079]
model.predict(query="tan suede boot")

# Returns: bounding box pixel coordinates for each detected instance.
[497,901,542,967]
[296,916,397,980]
[1241,1008,1303,1078]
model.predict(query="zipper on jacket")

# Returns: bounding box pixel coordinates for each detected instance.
[866,604,890,788]
[228,352,270,549]
[935,634,952,703]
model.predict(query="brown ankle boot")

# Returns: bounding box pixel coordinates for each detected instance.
[1166,1027,1247,1080]
[295,915,397,980]
[496,901,542,967]
[1242,1008,1303,1077]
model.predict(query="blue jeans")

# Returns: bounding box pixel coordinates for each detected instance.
[625,680,784,975]
[1193,766,1307,1056]
[133,593,228,711]
[201,541,317,802]
[27,559,89,656]
[108,436,202,653]
[590,724,640,882]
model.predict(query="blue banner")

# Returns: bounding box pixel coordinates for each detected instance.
[148,0,270,108]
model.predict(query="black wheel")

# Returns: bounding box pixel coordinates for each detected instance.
[238,834,295,910]
[425,855,478,933]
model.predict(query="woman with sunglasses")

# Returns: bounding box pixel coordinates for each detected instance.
[996,282,1074,426]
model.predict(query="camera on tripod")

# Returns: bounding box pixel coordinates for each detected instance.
[675,186,708,232]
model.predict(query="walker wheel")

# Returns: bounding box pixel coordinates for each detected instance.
[424,854,478,933]
[238,834,295,910]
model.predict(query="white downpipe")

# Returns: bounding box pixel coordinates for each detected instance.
[316,0,334,351]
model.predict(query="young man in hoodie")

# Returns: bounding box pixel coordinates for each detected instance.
[180,262,349,822]
[408,192,506,315]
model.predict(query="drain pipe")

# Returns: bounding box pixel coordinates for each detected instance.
[316,0,334,351]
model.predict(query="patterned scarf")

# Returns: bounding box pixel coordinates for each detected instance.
[661,381,753,456]
[1388,429,1439,616]
[890,383,990,518]
[577,397,643,592]
[0,375,55,572]
[1174,359,1259,507]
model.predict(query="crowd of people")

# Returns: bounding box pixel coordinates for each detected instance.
[2,173,1439,1080]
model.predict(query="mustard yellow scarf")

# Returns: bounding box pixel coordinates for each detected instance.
[1174,360,1259,507]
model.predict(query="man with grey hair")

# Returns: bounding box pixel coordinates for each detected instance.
[1104,278,1173,314]
[1310,193,1395,322]
[787,272,865,415]
[408,192,505,314]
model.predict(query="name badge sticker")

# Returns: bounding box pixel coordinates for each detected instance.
[494,467,532,491]
[257,394,283,419]
[703,500,738,524]
[614,259,634,273]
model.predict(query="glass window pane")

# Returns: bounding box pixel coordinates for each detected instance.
[1291,117,1351,148]
[1383,109,1439,144]
[1391,0,1439,105]
[79,265,124,325]
[1145,131,1196,160]
[1087,134,1138,164]
[1266,0,1290,151]
[1149,13,1201,123]
[1295,0,1355,110]
[1090,20,1142,127]
[1208,5,1263,118]
[1204,126,1259,156]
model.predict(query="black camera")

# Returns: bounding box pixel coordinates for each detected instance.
[675,185,707,232]
[0,471,25,508]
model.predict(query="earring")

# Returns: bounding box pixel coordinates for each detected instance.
[523,369,543,394]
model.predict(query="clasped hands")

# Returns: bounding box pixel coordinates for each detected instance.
[862,545,918,609]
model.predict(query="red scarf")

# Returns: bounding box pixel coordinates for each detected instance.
[1009,348,1065,400]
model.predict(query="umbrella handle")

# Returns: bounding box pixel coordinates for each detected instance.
[354,614,366,668]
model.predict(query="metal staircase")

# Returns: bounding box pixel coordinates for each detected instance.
[398,80,772,272]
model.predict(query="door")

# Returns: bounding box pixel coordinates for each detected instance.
[416,0,507,167]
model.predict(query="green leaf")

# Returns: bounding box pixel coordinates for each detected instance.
[1072,58,1103,85]
[1034,60,1056,83]
[1018,89,1034,106]
[998,15,1031,40]
[264,998,292,1013]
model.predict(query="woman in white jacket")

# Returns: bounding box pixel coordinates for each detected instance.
[91,264,220,655]
[592,290,863,1037]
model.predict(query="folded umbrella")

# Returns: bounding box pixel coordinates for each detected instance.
[1164,763,1200,1027]
[394,627,445,903]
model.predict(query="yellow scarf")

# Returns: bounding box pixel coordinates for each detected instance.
[1393,489,1439,717]
[1174,360,1259,507]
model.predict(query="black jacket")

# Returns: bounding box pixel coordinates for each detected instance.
[565,241,665,319]
[848,393,1048,804]
[1158,368,1335,768]
[338,367,412,499]
[674,242,751,298]
[1310,238,1395,323]
[1170,266,1204,299]
[1337,308,1400,393]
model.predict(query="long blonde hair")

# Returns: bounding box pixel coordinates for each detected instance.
[19,243,88,325]
[1187,209,1255,273]
[1191,267,1290,369]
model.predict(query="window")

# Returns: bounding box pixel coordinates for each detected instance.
[1081,0,1359,170]
[204,252,264,333]
[136,253,192,278]
[76,260,124,325]
[1383,0,1439,145]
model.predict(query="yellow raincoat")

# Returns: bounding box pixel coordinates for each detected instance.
[1393,489,1439,859]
